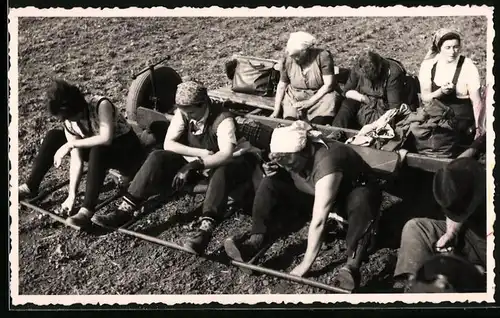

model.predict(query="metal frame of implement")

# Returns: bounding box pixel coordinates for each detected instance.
[18,181,351,294]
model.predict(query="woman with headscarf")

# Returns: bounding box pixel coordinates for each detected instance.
[271,31,339,125]
[418,28,485,145]
[331,50,407,129]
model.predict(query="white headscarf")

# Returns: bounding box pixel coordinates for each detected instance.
[270,121,326,153]
[286,31,317,55]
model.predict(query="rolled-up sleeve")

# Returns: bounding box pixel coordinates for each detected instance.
[164,109,186,141]
[216,117,238,149]
[279,57,290,84]
[318,50,335,76]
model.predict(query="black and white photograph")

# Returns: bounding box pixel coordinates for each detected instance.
[8,5,495,306]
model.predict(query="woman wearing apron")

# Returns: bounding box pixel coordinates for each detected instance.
[271,31,339,125]
[418,28,485,146]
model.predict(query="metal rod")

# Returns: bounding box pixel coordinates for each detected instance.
[22,200,351,294]
[19,201,81,231]
[133,56,171,79]
[95,191,122,211]
[230,259,351,294]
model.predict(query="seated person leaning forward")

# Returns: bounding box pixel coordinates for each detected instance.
[92,81,257,254]
[418,28,485,145]
[270,31,338,125]
[224,121,382,291]
[332,50,406,129]
[393,149,486,291]
[18,79,147,228]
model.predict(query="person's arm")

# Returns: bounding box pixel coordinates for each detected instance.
[200,117,236,169]
[272,81,288,118]
[385,64,405,109]
[65,129,84,199]
[435,217,462,252]
[344,70,368,102]
[419,60,448,102]
[163,109,213,158]
[467,65,486,138]
[290,172,343,276]
[68,99,115,148]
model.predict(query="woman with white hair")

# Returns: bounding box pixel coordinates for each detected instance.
[271,31,339,125]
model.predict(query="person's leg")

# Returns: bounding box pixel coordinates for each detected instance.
[90,150,186,228]
[310,116,334,126]
[184,155,257,253]
[334,184,382,291]
[66,144,112,227]
[225,173,311,261]
[393,218,445,278]
[331,99,361,128]
[23,129,67,197]
[106,130,148,182]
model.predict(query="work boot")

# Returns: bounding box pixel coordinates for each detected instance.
[66,207,93,228]
[333,264,361,292]
[183,217,215,255]
[224,233,267,262]
[19,183,37,201]
[91,200,136,228]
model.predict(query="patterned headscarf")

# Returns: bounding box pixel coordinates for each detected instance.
[286,31,317,55]
[175,81,208,106]
[424,28,462,60]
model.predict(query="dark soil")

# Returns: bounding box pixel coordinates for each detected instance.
[16,16,487,295]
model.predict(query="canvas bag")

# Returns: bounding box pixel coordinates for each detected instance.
[231,57,280,97]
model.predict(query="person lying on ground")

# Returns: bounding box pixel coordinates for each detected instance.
[418,28,485,146]
[270,31,340,125]
[18,79,147,228]
[92,81,258,255]
[331,50,406,129]
[224,120,382,292]
[392,154,486,292]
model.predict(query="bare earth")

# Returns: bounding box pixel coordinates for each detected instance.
[15,16,487,295]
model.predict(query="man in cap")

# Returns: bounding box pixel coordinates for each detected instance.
[224,120,382,291]
[392,156,486,292]
[92,81,258,254]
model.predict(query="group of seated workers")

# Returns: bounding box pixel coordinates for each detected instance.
[271,29,485,148]
[19,27,487,293]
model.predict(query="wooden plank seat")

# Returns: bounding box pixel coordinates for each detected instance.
[135,107,401,177]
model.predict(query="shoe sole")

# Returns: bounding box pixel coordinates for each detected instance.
[224,237,244,262]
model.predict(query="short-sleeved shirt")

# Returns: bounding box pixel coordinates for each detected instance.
[279,48,335,84]
[165,105,237,149]
[290,141,373,196]
[64,95,131,139]
[419,56,481,99]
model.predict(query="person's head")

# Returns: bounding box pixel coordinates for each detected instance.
[268,121,313,173]
[433,157,486,223]
[174,80,210,120]
[426,28,462,61]
[286,31,317,65]
[46,79,87,121]
[356,51,385,83]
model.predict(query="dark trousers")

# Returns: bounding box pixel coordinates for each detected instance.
[332,98,385,129]
[251,174,382,257]
[394,218,486,278]
[26,129,146,211]
[127,150,256,221]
